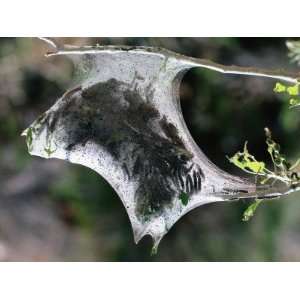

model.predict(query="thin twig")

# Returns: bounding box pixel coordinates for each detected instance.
[38,38,300,85]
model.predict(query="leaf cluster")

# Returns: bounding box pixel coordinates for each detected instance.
[274,82,300,108]
[228,128,300,221]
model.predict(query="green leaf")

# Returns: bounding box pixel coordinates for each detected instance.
[179,191,189,206]
[242,200,262,222]
[287,84,299,96]
[44,140,57,158]
[150,244,158,256]
[44,146,56,157]
[22,127,35,152]
[265,127,288,171]
[228,142,265,174]
[273,82,287,93]
[289,98,300,107]
[273,82,300,108]
[246,160,265,173]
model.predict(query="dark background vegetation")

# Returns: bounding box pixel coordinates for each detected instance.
[0,37,300,261]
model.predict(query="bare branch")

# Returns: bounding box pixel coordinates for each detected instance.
[38,38,300,84]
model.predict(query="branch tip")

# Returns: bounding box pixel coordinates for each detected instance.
[37,37,59,56]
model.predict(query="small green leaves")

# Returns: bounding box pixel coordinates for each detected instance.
[228,142,265,174]
[273,82,286,93]
[287,84,299,96]
[150,244,158,256]
[289,98,300,107]
[274,82,300,108]
[265,127,288,172]
[26,128,34,150]
[242,200,262,222]
[22,127,35,152]
[44,140,57,158]
[228,128,292,182]
[274,82,299,96]
[44,146,56,158]
[229,128,300,221]
[179,191,189,206]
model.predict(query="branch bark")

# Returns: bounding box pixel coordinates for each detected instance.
[40,37,300,84]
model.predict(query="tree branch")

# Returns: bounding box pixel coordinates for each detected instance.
[39,37,300,84]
